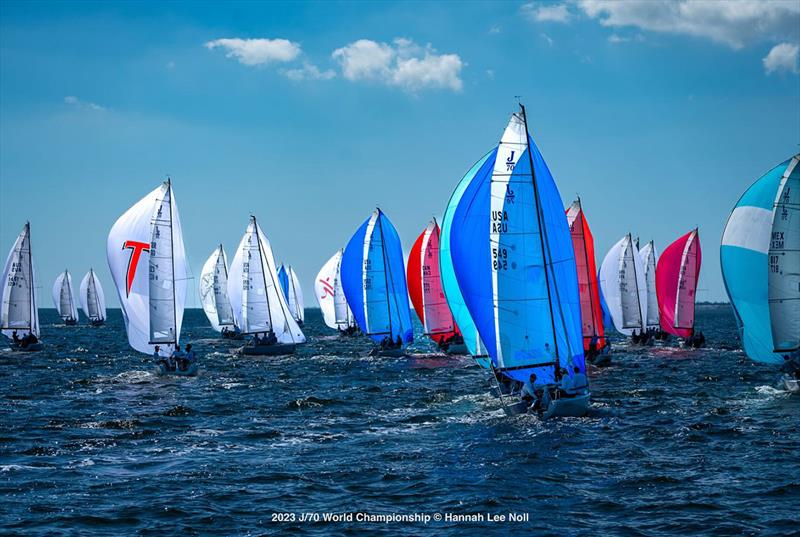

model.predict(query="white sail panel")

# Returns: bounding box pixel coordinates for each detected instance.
[288,266,305,324]
[79,269,106,322]
[315,251,341,329]
[599,235,647,336]
[674,231,700,329]
[200,246,235,332]
[420,221,454,336]
[52,270,79,322]
[639,241,659,328]
[1,223,39,338]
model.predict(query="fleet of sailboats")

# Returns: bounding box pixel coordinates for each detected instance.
[2,111,797,407]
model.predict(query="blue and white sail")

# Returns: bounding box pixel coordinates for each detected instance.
[721,154,800,362]
[441,151,493,367]
[277,264,304,325]
[341,209,413,346]
[449,107,584,384]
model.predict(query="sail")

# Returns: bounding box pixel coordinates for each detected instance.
[566,200,605,351]
[278,265,305,324]
[52,270,79,322]
[449,108,583,383]
[597,275,614,333]
[656,230,702,338]
[1,223,39,338]
[598,235,648,336]
[79,269,106,322]
[107,181,187,354]
[341,209,413,346]
[768,158,800,352]
[440,151,492,363]
[227,217,305,344]
[315,250,354,330]
[199,246,235,332]
[721,155,799,363]
[639,241,660,328]
[407,220,459,343]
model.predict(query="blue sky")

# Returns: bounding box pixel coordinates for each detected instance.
[1,0,798,307]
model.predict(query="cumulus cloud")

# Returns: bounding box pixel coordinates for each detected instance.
[64,96,105,111]
[205,38,301,65]
[281,62,336,81]
[522,3,572,23]
[763,42,799,74]
[578,0,800,49]
[332,38,463,92]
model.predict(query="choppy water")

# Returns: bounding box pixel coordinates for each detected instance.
[1,305,797,535]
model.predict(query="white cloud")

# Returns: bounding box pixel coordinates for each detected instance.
[64,96,105,111]
[522,3,571,23]
[489,25,502,35]
[205,38,301,65]
[608,33,645,44]
[763,42,799,74]
[281,62,336,81]
[541,33,554,46]
[332,38,463,92]
[578,0,800,49]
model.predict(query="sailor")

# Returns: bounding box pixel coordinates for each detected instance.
[170,344,185,370]
[781,351,800,379]
[521,373,538,403]
[631,330,639,344]
[568,366,588,396]
[266,331,277,345]
[11,330,20,345]
[154,345,172,370]
[21,332,38,348]
[588,334,599,358]
[380,336,390,350]
[395,335,402,348]
[179,343,195,371]
[559,368,574,396]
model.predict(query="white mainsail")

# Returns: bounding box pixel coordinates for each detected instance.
[599,234,648,336]
[768,159,800,352]
[227,216,305,344]
[200,245,236,332]
[52,270,79,322]
[1,223,40,339]
[79,269,106,322]
[315,250,354,330]
[639,241,660,329]
[107,180,187,354]
[286,266,305,324]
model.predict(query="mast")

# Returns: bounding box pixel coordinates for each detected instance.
[252,216,274,332]
[219,244,234,326]
[65,269,75,318]
[90,268,101,319]
[576,197,598,341]
[27,222,33,333]
[520,104,568,380]
[628,233,644,330]
[167,179,178,345]
[376,209,395,338]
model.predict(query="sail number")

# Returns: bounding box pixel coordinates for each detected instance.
[493,247,508,270]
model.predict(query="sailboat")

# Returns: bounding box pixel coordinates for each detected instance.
[566,199,609,365]
[341,208,413,357]
[315,249,358,335]
[107,179,195,376]
[79,269,106,326]
[407,219,465,354]
[1,223,42,351]
[656,229,703,347]
[227,216,305,355]
[721,154,799,391]
[200,245,240,338]
[639,241,663,338]
[599,234,648,342]
[277,264,304,326]
[440,152,492,367]
[448,105,588,418]
[52,269,79,325]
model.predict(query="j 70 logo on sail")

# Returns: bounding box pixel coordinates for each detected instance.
[506,151,516,172]
[122,240,150,297]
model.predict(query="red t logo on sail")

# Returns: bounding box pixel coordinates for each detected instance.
[122,240,150,297]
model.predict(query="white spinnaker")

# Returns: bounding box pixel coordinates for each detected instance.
[79,269,106,321]
[107,182,187,354]
[200,246,235,332]
[1,223,39,338]
[227,218,305,344]
[639,241,659,328]
[599,235,647,336]
[287,266,305,324]
[52,270,79,321]
[768,157,800,352]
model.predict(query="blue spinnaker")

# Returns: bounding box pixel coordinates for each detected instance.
[277,264,290,304]
[440,149,494,367]
[341,209,414,346]
[598,274,614,335]
[450,110,584,383]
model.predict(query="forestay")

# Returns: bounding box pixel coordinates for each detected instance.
[227,216,305,344]
[598,235,648,336]
[107,180,187,354]
[52,270,79,322]
[656,230,702,338]
[315,250,354,330]
[79,269,106,322]
[639,241,660,329]
[1,223,40,339]
[200,245,236,332]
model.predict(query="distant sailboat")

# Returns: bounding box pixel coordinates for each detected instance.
[448,105,588,418]
[315,250,358,334]
[639,241,661,332]
[341,208,413,356]
[721,154,800,374]
[1,223,42,351]
[200,245,239,337]
[407,219,465,354]
[599,234,648,339]
[79,269,106,326]
[227,216,305,355]
[107,179,194,375]
[656,229,702,346]
[566,199,608,364]
[440,151,492,367]
[52,269,79,325]
[277,264,304,326]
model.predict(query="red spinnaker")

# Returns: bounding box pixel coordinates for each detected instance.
[566,201,606,351]
[656,229,702,338]
[406,220,459,344]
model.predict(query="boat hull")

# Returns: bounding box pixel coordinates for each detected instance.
[64,319,78,326]
[90,319,105,327]
[371,348,406,358]
[588,353,612,367]
[155,363,199,377]
[443,343,468,355]
[239,343,296,356]
[781,375,800,394]
[543,394,590,419]
[11,342,43,352]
